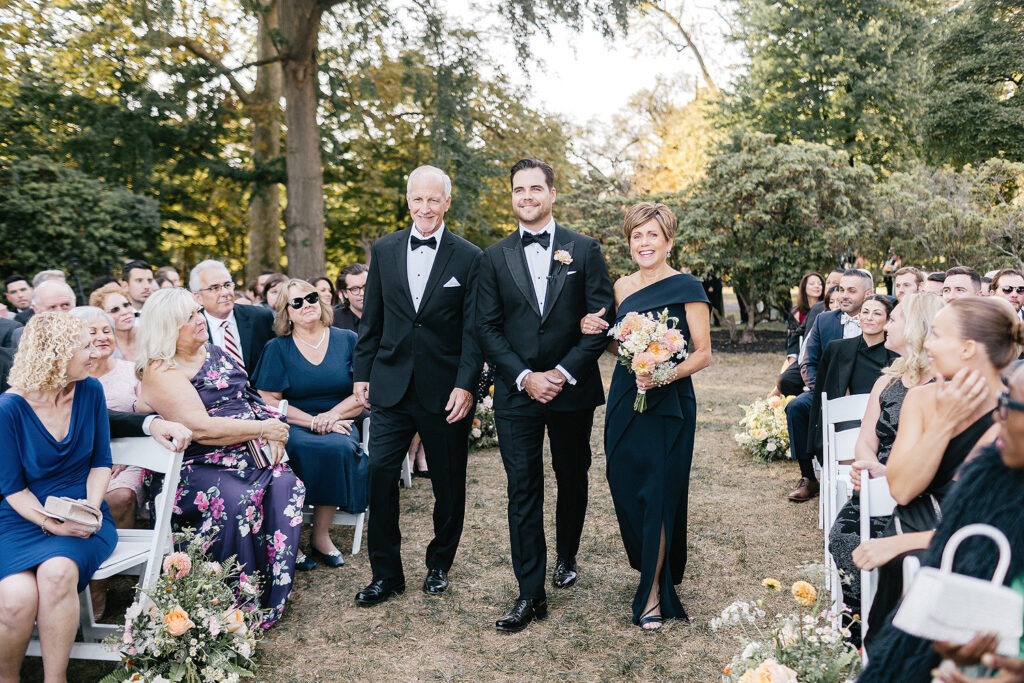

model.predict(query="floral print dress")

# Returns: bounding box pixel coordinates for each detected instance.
[175,345,305,628]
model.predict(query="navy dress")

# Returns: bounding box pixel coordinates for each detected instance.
[252,327,367,513]
[0,378,117,591]
[604,274,710,624]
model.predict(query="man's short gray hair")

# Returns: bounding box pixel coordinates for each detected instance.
[32,269,66,288]
[407,165,452,200]
[189,260,232,292]
[30,279,75,307]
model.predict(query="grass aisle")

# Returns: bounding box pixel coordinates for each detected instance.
[39,351,819,682]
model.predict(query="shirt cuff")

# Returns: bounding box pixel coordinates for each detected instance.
[556,365,577,385]
[142,414,157,436]
[515,369,531,392]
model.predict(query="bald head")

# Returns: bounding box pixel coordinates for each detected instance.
[32,280,75,313]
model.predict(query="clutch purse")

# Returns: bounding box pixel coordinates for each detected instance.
[893,523,1023,656]
[35,496,102,529]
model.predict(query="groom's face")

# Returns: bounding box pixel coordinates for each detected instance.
[511,167,555,228]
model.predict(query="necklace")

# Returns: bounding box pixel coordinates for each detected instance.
[294,328,327,350]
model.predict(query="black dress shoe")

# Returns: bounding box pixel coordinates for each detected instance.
[422,568,449,594]
[552,557,578,589]
[295,552,317,572]
[413,466,430,479]
[309,545,344,568]
[495,598,548,633]
[355,577,405,606]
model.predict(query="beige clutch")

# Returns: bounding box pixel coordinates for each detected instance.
[36,496,102,529]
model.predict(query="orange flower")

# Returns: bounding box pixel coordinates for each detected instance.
[738,660,798,682]
[663,328,685,352]
[162,552,192,579]
[791,580,817,606]
[163,606,195,637]
[631,352,656,376]
[645,341,673,364]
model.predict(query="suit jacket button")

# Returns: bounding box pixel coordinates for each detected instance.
[414,323,422,328]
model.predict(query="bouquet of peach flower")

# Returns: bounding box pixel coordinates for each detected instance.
[607,308,688,412]
[734,395,794,462]
[101,528,264,683]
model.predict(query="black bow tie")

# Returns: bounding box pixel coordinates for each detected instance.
[410,235,437,251]
[521,231,550,249]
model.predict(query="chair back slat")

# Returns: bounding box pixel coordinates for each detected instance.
[110,437,181,474]
[825,393,871,425]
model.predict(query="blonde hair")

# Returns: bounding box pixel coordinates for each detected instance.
[135,288,202,379]
[273,278,333,335]
[884,292,944,386]
[621,202,677,243]
[89,282,130,310]
[9,312,86,392]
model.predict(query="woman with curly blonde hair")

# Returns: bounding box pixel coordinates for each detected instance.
[0,312,117,681]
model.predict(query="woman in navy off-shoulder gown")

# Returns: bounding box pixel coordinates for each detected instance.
[581,203,712,630]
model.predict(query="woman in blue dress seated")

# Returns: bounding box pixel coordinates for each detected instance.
[252,279,367,569]
[137,288,305,628]
[0,312,117,681]
[581,202,712,630]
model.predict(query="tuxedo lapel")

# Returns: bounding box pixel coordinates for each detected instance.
[502,234,541,318]
[540,225,575,325]
[416,230,455,315]
[391,228,416,313]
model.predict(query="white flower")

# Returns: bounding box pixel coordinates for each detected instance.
[741,641,761,659]
[553,249,572,265]
[766,442,777,452]
[471,428,482,439]
[238,641,252,658]
[125,602,142,620]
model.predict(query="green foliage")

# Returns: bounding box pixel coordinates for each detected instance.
[727,0,932,169]
[0,157,161,281]
[922,0,1024,167]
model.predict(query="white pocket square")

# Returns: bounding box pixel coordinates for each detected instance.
[443,277,461,288]
[567,270,577,275]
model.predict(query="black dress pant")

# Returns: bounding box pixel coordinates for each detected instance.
[494,406,595,600]
[366,382,472,580]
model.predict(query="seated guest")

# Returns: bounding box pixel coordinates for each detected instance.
[120,260,155,312]
[262,274,287,310]
[31,279,75,316]
[190,260,276,373]
[784,272,825,369]
[254,270,280,305]
[943,266,983,303]
[980,275,992,296]
[5,275,32,321]
[137,288,304,627]
[826,293,943,636]
[777,282,842,398]
[90,283,139,362]
[991,268,1024,319]
[0,313,116,682]
[309,276,338,307]
[853,297,1020,652]
[859,361,1024,683]
[155,265,181,289]
[807,294,898,463]
[252,279,367,568]
[893,266,925,301]
[233,291,254,305]
[32,269,66,288]
[924,271,946,297]
[333,263,368,332]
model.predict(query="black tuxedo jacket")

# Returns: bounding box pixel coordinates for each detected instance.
[353,227,483,412]
[204,304,276,371]
[476,223,614,413]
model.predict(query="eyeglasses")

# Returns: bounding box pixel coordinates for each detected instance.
[345,286,365,295]
[288,292,320,309]
[198,281,234,294]
[997,390,1024,421]
[1000,286,1024,295]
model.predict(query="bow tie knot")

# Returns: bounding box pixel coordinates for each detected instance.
[841,312,860,327]
[410,235,437,251]
[521,231,551,249]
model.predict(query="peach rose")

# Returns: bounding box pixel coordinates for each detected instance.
[645,341,673,364]
[791,580,817,606]
[663,328,685,352]
[223,608,248,636]
[738,659,798,683]
[631,352,656,376]
[163,606,195,637]
[162,552,192,579]
[767,395,782,409]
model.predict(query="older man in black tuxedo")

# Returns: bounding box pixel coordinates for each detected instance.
[352,165,482,606]
[476,158,614,632]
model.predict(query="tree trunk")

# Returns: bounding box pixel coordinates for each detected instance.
[247,2,283,281]
[278,0,326,278]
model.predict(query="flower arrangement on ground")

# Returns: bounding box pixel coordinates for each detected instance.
[100,528,265,683]
[734,394,794,462]
[607,308,688,412]
[469,392,498,451]
[712,577,861,683]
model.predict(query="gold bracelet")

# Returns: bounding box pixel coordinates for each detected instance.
[41,518,51,536]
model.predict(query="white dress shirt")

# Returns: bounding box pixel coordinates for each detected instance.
[407,223,445,312]
[204,308,240,351]
[515,218,575,391]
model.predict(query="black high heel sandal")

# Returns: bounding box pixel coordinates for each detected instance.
[638,601,662,631]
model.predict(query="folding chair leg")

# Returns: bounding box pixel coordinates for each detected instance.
[401,454,412,489]
[351,512,364,555]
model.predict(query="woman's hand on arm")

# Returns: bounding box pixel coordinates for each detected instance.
[580,308,609,335]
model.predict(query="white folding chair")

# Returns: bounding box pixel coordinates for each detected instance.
[859,468,898,656]
[27,437,183,661]
[301,417,370,555]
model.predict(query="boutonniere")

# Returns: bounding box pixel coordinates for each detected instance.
[553,250,573,266]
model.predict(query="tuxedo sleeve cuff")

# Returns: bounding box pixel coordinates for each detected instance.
[515,369,531,392]
[555,365,577,385]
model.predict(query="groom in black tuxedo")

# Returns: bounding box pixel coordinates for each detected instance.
[352,165,482,606]
[476,158,614,631]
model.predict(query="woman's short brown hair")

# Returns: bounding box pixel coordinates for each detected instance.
[273,278,333,336]
[621,202,677,243]
[89,282,130,310]
[947,297,1024,369]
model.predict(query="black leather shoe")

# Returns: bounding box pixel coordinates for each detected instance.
[355,577,405,606]
[552,557,578,589]
[309,545,344,568]
[495,598,548,633]
[295,552,317,572]
[422,568,449,594]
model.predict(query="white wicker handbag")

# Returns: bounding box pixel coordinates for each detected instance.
[893,523,1023,656]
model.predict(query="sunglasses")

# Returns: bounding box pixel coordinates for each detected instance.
[997,390,1024,421]
[1000,286,1024,295]
[288,292,320,309]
